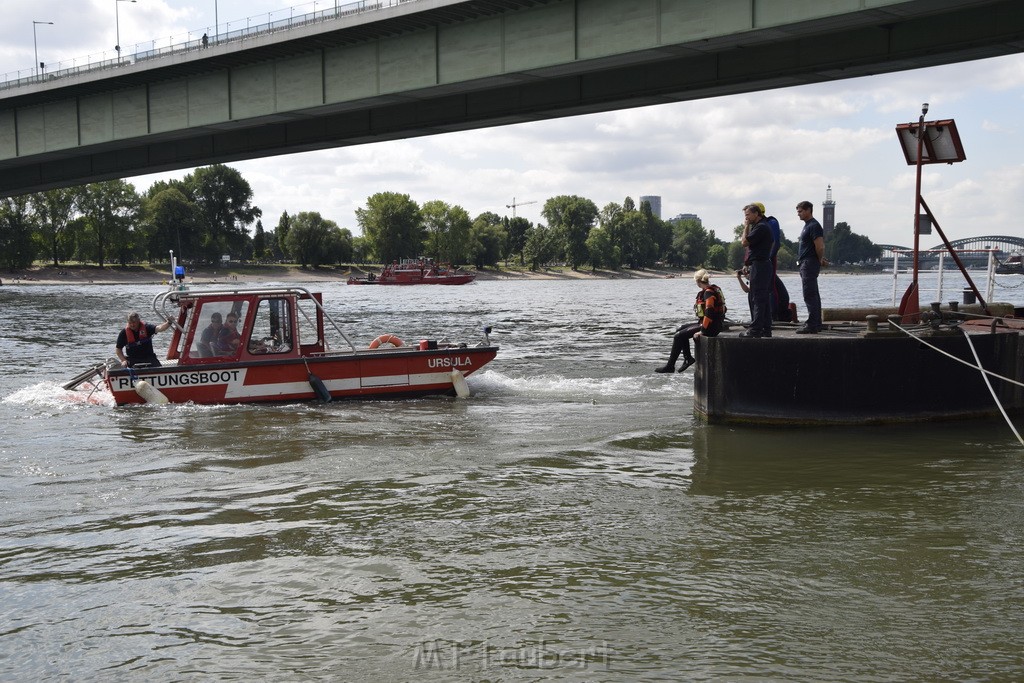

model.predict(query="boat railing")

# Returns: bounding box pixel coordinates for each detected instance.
[153,285,358,353]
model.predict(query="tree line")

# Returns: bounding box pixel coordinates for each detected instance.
[0,163,882,272]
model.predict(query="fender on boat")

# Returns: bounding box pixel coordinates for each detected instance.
[450,369,470,398]
[308,372,332,402]
[135,380,169,404]
[369,334,403,349]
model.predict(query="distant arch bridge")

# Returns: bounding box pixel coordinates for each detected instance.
[877,236,1024,266]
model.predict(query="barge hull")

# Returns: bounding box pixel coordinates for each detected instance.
[693,331,1024,425]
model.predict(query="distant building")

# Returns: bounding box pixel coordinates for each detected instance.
[639,195,662,219]
[822,185,836,236]
[669,213,702,227]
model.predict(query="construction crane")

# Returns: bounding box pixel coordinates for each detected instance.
[506,197,537,218]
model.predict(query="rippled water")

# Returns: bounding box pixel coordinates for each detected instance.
[2,274,1023,681]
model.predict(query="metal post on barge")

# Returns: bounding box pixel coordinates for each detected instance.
[894,105,969,321]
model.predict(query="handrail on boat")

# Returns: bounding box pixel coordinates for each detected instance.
[152,285,358,353]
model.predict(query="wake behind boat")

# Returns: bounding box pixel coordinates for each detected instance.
[63,274,497,406]
[347,258,475,285]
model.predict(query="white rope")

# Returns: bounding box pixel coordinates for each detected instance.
[962,331,1024,446]
[888,321,1024,388]
[890,321,1024,446]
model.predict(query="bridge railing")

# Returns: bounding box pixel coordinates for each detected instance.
[1,0,405,93]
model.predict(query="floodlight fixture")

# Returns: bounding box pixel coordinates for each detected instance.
[895,119,966,166]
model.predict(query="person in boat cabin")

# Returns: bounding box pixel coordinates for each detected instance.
[740,203,774,338]
[216,313,242,355]
[197,312,224,357]
[115,312,172,368]
[655,269,725,374]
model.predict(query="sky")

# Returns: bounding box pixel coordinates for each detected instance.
[2,0,1024,247]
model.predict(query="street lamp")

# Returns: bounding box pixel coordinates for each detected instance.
[115,0,136,64]
[32,20,54,79]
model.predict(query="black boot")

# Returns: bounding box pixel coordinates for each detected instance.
[678,357,695,373]
[655,363,675,373]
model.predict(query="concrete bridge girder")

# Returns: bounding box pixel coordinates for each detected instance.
[1,0,1023,196]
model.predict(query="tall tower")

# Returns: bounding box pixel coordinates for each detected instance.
[822,185,836,236]
[639,195,662,219]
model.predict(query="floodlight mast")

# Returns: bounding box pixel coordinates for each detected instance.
[907,103,928,321]
[894,107,983,319]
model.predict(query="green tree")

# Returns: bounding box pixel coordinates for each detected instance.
[0,195,37,270]
[585,225,619,272]
[356,192,423,263]
[252,219,267,260]
[671,219,710,268]
[776,245,797,270]
[542,195,598,270]
[183,165,261,261]
[141,187,202,263]
[285,211,343,268]
[35,188,82,267]
[78,180,141,267]
[504,216,531,265]
[421,200,472,264]
[276,211,292,260]
[728,240,746,270]
[522,224,558,271]
[707,244,728,271]
[641,199,673,259]
[619,211,655,269]
[826,221,881,263]
[597,201,626,270]
[470,213,506,269]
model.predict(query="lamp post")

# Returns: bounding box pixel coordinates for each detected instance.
[32,20,54,79]
[115,0,136,64]
[214,0,218,42]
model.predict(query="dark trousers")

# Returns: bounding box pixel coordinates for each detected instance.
[800,260,822,328]
[748,260,772,335]
[666,323,703,365]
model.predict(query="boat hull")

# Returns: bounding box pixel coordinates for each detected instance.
[693,328,1024,425]
[106,346,497,406]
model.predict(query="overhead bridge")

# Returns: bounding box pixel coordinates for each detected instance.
[1,0,1023,197]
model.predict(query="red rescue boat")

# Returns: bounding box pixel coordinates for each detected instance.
[347,258,475,285]
[64,285,497,406]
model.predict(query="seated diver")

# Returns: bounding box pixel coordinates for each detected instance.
[656,269,726,373]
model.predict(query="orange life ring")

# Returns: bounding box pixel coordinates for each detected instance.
[369,334,404,349]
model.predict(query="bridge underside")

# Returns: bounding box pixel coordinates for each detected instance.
[1,0,1023,196]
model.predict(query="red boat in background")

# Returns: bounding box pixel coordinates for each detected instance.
[347,258,476,285]
[63,283,497,406]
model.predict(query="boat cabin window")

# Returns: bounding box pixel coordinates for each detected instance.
[249,298,294,355]
[296,298,322,349]
[191,301,250,358]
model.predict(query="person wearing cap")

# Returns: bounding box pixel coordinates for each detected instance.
[795,200,828,333]
[740,203,774,337]
[655,269,726,373]
[115,312,173,368]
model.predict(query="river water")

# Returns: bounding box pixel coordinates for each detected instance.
[2,273,1023,681]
